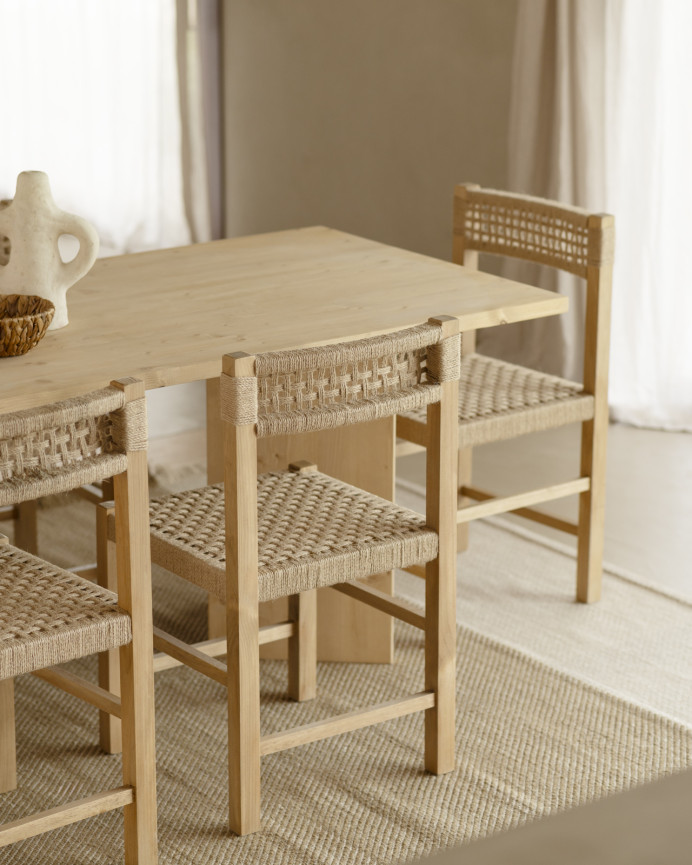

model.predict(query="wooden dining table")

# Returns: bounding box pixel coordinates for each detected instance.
[1,225,568,663]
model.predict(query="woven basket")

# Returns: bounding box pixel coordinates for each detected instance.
[0,294,55,357]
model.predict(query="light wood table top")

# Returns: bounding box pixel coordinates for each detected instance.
[1,226,567,412]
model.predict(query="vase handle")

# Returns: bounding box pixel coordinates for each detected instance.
[58,213,100,289]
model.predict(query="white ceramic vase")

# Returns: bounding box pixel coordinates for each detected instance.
[0,171,99,329]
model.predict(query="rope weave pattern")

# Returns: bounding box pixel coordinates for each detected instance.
[149,471,438,603]
[426,336,461,383]
[259,349,426,411]
[0,414,112,477]
[401,353,594,448]
[0,389,125,439]
[0,389,145,505]
[220,375,258,426]
[110,398,148,453]
[0,545,131,680]
[254,386,441,436]
[254,323,445,374]
[457,354,589,419]
[455,189,612,277]
[220,324,459,435]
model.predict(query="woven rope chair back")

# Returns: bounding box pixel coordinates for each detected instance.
[0,386,147,507]
[221,321,461,437]
[454,185,615,278]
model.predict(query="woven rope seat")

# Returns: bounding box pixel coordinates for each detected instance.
[0,544,131,680]
[399,353,594,449]
[149,470,438,603]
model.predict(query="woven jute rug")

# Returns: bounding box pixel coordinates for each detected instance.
[2,492,691,864]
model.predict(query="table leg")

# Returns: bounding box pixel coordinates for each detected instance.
[206,378,394,663]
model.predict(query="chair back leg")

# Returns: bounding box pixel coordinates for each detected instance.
[226,610,261,836]
[14,500,39,554]
[453,239,479,555]
[576,233,614,603]
[114,442,158,862]
[424,317,459,775]
[119,638,158,863]
[0,678,17,794]
[96,500,123,754]
[224,353,262,835]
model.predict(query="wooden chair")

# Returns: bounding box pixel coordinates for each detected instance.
[144,315,460,835]
[0,379,157,862]
[397,185,614,603]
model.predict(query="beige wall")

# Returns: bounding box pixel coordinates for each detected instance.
[222,0,517,260]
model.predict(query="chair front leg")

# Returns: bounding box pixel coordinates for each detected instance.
[576,415,607,603]
[288,590,317,702]
[456,445,472,551]
[287,461,318,702]
[0,678,17,794]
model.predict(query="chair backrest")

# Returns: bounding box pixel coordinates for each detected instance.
[452,184,614,277]
[0,378,156,858]
[452,183,614,400]
[220,318,461,437]
[219,317,460,607]
[0,380,147,507]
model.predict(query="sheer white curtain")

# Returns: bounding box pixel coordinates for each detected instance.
[607,0,692,429]
[0,0,190,255]
[176,0,223,243]
[505,0,692,430]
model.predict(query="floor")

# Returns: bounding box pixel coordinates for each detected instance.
[149,419,692,598]
[398,422,692,598]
